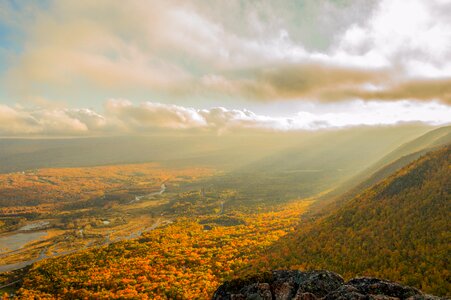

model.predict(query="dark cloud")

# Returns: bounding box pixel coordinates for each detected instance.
[343,78,451,104]
[235,63,388,101]
[197,64,451,104]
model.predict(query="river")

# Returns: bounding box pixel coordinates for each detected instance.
[0,218,168,273]
[129,183,166,203]
[0,231,48,254]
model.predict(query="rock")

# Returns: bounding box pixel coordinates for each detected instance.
[212,270,447,300]
[212,272,273,300]
[322,284,367,300]
[239,283,272,300]
[273,281,297,300]
[272,270,300,300]
[347,277,422,299]
[296,270,344,297]
[407,296,443,300]
[293,292,318,300]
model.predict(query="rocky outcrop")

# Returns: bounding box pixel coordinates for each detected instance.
[212,270,446,300]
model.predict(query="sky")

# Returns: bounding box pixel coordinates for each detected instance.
[0,0,450,136]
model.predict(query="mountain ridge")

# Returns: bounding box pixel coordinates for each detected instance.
[255,145,450,296]
[311,126,451,215]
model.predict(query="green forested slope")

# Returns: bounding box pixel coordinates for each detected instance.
[259,146,451,296]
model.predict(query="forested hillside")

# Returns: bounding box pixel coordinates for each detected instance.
[254,146,451,296]
[11,201,312,299]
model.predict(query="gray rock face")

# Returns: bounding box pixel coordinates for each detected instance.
[296,270,344,297]
[347,277,421,299]
[212,270,447,300]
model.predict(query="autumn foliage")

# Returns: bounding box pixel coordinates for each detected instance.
[15,202,311,299]
[0,163,213,217]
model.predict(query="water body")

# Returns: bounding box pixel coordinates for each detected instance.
[130,183,166,203]
[0,231,47,254]
[0,218,169,273]
[19,221,50,231]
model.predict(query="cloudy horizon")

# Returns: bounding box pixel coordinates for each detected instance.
[1,0,450,136]
[1,99,450,136]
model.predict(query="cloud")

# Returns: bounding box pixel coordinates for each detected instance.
[0,105,100,135]
[328,78,451,103]
[104,99,207,131]
[2,0,451,105]
[196,63,389,102]
[0,100,449,136]
[103,100,291,132]
[191,0,451,103]
[333,0,451,76]
[0,105,36,134]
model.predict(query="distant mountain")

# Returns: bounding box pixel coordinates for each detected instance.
[370,126,451,169]
[260,146,451,296]
[350,125,451,192]
[313,126,451,214]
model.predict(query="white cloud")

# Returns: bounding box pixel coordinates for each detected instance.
[104,99,207,131]
[0,105,98,135]
[0,100,449,136]
[333,0,451,77]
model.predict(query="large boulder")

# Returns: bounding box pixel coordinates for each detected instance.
[212,270,446,300]
[347,277,422,299]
